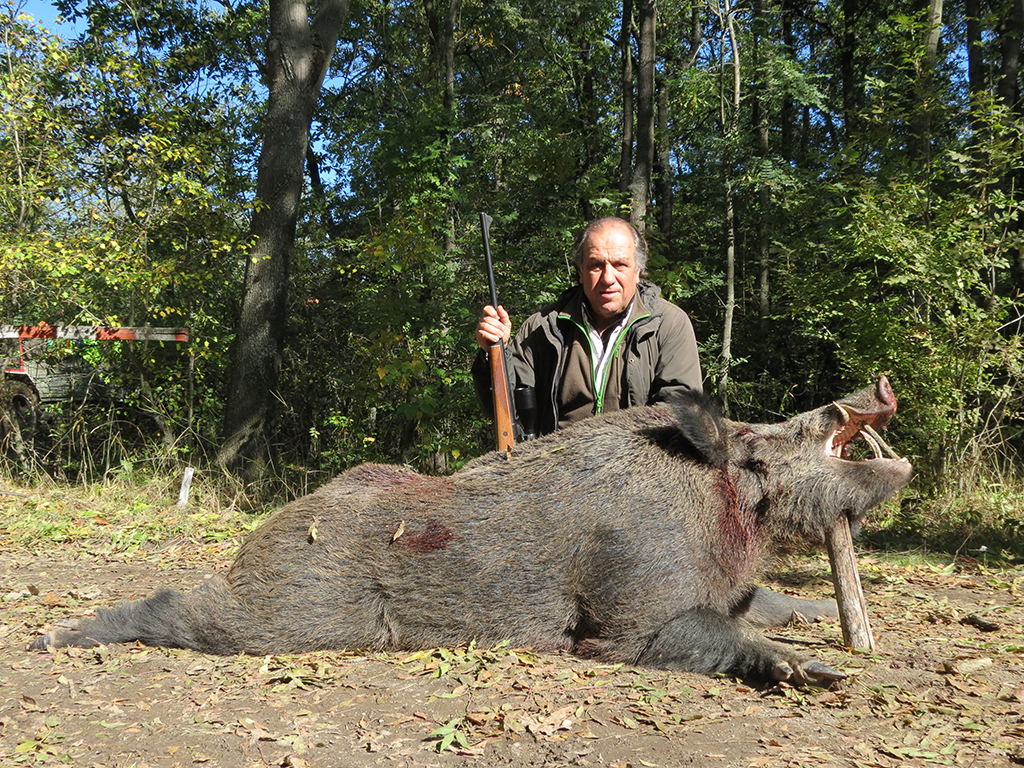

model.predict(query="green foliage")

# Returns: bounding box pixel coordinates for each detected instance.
[284,201,489,475]
[0,1,252,476]
[762,99,1024,494]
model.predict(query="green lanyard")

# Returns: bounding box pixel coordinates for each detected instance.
[572,312,649,413]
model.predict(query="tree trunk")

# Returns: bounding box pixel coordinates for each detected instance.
[998,0,1023,111]
[654,69,672,234]
[443,0,460,117]
[218,0,350,477]
[780,0,794,162]
[443,0,461,252]
[619,0,634,198]
[911,0,943,164]
[720,176,736,415]
[654,4,699,234]
[999,0,1024,286]
[841,0,858,143]
[717,0,741,414]
[580,24,598,221]
[422,0,461,251]
[752,0,771,342]
[628,0,656,230]
[965,0,982,107]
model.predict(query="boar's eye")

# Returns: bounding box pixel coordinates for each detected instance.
[742,457,768,476]
[735,426,771,444]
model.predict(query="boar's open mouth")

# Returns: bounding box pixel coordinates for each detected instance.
[829,404,906,462]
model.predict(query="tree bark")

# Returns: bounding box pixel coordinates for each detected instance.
[780,0,794,162]
[442,0,461,252]
[618,0,634,198]
[752,0,771,342]
[422,0,460,252]
[579,22,598,221]
[654,68,672,234]
[628,0,656,230]
[998,0,1023,111]
[911,0,943,164]
[965,0,987,158]
[999,0,1024,286]
[654,4,699,234]
[218,0,350,477]
[965,0,982,104]
[717,0,741,414]
[841,0,858,143]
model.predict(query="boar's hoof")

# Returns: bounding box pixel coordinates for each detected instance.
[772,659,846,688]
[29,624,101,651]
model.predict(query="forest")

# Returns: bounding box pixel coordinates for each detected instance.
[1,0,1022,552]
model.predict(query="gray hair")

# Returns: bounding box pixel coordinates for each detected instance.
[571,217,648,275]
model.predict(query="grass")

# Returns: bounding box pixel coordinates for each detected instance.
[0,471,267,554]
[862,483,1024,565]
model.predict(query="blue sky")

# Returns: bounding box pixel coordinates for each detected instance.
[16,0,78,33]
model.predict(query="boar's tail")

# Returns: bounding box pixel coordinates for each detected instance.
[31,578,244,655]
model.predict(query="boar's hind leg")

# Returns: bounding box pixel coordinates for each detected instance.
[31,583,239,654]
[732,586,839,628]
[637,608,846,687]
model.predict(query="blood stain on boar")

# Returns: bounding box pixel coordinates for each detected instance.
[390,519,455,552]
[713,467,758,575]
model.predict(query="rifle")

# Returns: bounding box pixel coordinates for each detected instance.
[480,212,518,450]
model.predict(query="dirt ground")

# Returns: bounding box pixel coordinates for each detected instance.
[2,537,1023,768]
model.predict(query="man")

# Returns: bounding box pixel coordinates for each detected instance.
[472,217,837,629]
[472,217,702,435]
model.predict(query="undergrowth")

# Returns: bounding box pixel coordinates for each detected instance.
[0,470,267,553]
[863,469,1024,563]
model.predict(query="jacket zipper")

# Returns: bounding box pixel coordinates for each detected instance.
[574,311,651,414]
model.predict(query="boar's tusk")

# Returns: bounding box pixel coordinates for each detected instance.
[834,403,851,424]
[829,405,862,455]
[827,428,847,458]
[861,423,904,461]
[860,429,883,459]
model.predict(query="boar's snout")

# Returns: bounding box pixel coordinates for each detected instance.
[825,377,913,531]
[830,376,906,461]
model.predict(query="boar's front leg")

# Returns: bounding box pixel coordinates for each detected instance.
[732,586,839,628]
[636,608,846,687]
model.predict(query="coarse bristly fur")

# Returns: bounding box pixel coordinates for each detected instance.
[32,377,913,687]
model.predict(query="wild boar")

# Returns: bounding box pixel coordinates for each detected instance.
[32,377,912,686]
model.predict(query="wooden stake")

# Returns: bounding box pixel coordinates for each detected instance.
[825,517,876,651]
[177,467,195,508]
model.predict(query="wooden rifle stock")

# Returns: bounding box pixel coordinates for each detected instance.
[489,340,516,450]
[480,212,516,450]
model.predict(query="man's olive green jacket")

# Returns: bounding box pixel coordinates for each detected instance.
[473,281,703,437]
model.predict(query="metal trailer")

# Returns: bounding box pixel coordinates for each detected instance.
[1,324,189,414]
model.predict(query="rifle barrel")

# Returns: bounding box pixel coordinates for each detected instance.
[480,212,498,308]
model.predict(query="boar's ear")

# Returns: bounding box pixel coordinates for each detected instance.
[667,391,729,470]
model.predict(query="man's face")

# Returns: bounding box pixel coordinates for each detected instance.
[578,222,641,330]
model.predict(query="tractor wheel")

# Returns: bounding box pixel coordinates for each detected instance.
[1,379,40,464]
[7,381,40,428]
